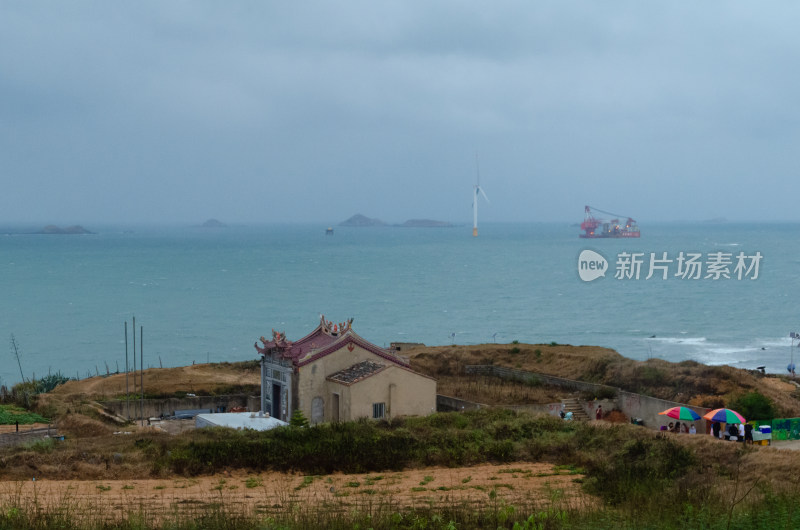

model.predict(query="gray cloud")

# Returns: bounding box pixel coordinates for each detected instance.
[2,1,799,224]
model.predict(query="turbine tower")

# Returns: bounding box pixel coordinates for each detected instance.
[472,156,490,237]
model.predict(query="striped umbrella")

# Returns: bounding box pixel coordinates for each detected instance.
[658,406,701,421]
[703,408,746,424]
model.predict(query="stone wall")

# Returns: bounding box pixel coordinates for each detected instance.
[465,365,711,431]
[436,394,484,412]
[618,391,709,432]
[99,395,255,420]
[0,426,55,448]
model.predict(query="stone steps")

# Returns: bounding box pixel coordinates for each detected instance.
[561,397,591,421]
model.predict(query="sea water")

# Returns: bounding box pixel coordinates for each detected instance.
[0,222,797,387]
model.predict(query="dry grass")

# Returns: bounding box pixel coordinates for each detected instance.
[408,343,800,416]
[45,362,260,401]
[408,343,622,381]
[57,414,114,438]
[436,375,566,405]
[0,463,591,526]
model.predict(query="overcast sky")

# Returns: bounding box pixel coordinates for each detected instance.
[1,2,799,225]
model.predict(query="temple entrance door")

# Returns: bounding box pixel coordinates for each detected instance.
[272,383,282,419]
[331,393,340,422]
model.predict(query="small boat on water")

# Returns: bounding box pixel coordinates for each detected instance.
[579,205,640,238]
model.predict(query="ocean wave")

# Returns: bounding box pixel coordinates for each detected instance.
[706,346,755,355]
[754,337,793,348]
[647,336,707,345]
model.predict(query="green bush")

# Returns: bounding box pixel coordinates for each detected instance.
[290,409,310,428]
[34,372,71,394]
[0,404,49,425]
[728,391,777,421]
[581,433,695,506]
[161,410,581,476]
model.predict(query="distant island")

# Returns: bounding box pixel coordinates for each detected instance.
[339,214,388,227]
[200,219,227,228]
[35,225,93,235]
[339,214,452,228]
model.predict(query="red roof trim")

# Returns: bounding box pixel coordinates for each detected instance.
[296,331,410,368]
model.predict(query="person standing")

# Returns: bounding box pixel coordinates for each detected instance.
[712,421,721,439]
[738,423,745,443]
[744,423,754,444]
[689,424,696,434]
[595,405,602,420]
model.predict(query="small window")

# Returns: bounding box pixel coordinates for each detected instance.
[372,402,385,419]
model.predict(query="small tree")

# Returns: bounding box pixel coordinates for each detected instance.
[728,391,777,421]
[290,409,309,428]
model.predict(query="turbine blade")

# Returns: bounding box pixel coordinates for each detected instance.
[479,187,490,203]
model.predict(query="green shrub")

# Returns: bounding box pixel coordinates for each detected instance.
[160,410,582,476]
[244,476,262,489]
[580,386,618,401]
[581,433,695,506]
[0,404,49,425]
[728,391,777,421]
[290,409,309,428]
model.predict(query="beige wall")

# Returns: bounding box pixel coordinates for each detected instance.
[295,344,437,424]
[324,366,436,422]
[296,343,386,422]
[347,366,436,420]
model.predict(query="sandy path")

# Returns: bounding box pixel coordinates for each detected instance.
[0,463,588,523]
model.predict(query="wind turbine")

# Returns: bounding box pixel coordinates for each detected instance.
[472,156,490,237]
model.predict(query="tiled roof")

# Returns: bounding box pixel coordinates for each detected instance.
[255,315,410,369]
[327,360,388,385]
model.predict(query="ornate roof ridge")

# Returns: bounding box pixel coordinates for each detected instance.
[297,329,409,368]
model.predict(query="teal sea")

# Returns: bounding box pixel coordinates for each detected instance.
[0,222,797,387]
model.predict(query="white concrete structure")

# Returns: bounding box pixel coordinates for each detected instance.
[195,412,288,431]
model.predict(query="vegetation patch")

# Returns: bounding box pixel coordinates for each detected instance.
[0,404,49,425]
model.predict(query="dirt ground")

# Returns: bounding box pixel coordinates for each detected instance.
[46,363,260,401]
[0,463,589,523]
[771,439,800,450]
[0,423,51,434]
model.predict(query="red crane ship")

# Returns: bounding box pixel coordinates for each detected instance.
[579,205,640,238]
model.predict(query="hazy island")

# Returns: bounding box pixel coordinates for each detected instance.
[339,214,452,228]
[339,214,388,227]
[200,218,227,228]
[35,225,93,235]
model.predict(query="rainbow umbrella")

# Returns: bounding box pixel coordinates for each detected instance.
[658,406,701,421]
[703,408,746,424]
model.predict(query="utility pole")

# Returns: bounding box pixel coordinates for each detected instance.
[132,316,136,421]
[10,334,25,383]
[140,325,144,427]
[125,321,130,420]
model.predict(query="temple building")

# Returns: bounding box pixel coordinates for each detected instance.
[254,316,436,424]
